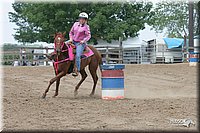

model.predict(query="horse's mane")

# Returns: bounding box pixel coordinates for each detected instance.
[54,32,66,39]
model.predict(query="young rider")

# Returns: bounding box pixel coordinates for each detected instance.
[68,12,91,76]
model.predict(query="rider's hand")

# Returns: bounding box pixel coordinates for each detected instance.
[69,39,73,43]
[80,40,84,44]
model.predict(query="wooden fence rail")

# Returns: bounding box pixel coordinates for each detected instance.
[1,45,185,65]
[1,45,123,65]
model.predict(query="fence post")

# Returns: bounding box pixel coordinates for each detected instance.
[189,2,194,52]
[45,47,48,66]
[182,35,187,62]
[140,46,142,64]
[19,48,22,66]
[119,37,123,64]
[154,39,156,63]
[137,50,139,64]
[106,46,109,64]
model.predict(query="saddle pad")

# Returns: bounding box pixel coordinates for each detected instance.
[68,45,94,61]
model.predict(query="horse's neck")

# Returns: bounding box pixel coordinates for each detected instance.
[62,43,68,50]
[58,44,69,60]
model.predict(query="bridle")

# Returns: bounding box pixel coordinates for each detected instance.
[54,35,68,53]
[53,35,70,75]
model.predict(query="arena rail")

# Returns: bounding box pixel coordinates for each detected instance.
[1,45,185,66]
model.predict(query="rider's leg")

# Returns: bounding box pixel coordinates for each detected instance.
[66,40,75,48]
[73,42,85,76]
[71,41,78,76]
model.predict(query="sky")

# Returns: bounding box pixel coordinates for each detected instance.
[0,0,16,45]
[0,0,165,45]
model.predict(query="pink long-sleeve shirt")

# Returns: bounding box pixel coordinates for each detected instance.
[69,22,91,43]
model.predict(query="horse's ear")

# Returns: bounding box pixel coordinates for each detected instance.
[50,33,55,38]
[53,32,57,38]
[63,31,66,37]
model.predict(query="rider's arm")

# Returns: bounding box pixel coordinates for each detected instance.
[82,25,91,43]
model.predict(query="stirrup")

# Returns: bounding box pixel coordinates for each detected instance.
[72,72,78,77]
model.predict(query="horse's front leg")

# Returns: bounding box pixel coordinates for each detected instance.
[74,69,88,97]
[52,79,60,98]
[42,71,66,98]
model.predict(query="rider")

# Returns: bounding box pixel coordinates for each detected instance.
[68,12,91,76]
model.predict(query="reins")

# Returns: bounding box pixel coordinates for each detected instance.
[53,42,71,75]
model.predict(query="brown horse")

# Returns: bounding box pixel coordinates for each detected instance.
[42,32,102,98]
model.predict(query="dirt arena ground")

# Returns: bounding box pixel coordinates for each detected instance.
[2,63,199,131]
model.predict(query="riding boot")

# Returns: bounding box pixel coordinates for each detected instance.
[72,65,79,77]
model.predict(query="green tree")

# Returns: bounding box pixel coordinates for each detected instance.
[9,2,153,44]
[149,1,198,38]
[9,3,39,44]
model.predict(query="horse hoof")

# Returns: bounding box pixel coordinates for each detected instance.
[74,91,78,97]
[42,94,46,99]
[89,93,94,97]
[52,95,58,98]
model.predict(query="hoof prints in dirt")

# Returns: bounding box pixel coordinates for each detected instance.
[3,64,197,130]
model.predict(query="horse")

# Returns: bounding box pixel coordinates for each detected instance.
[42,32,102,98]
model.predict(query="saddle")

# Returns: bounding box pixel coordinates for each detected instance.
[46,42,93,61]
[46,43,94,74]
[68,42,89,54]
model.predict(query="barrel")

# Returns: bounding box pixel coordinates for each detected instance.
[101,64,125,100]
[189,52,199,66]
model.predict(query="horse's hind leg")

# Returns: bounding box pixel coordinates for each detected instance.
[89,63,98,96]
[42,71,65,98]
[53,79,60,98]
[74,69,87,96]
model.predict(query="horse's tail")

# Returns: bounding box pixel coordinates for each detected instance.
[88,45,102,73]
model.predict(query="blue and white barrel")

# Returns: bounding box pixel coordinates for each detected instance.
[189,52,199,66]
[101,64,125,100]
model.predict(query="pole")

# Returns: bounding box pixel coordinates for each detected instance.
[45,47,48,66]
[162,44,164,64]
[140,46,142,64]
[198,2,200,52]
[183,35,187,62]
[119,37,123,64]
[154,39,156,63]
[19,48,22,66]
[106,46,109,64]
[189,2,194,52]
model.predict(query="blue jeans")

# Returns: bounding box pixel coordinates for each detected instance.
[73,41,86,72]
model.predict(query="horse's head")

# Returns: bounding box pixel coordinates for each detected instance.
[54,32,66,55]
